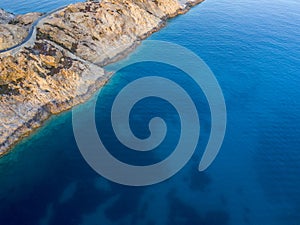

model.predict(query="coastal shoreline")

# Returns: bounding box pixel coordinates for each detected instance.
[0,0,204,157]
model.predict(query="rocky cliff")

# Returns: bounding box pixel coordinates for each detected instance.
[0,9,42,51]
[0,0,203,156]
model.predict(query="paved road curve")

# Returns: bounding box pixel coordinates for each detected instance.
[0,5,68,54]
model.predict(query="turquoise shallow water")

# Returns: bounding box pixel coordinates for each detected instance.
[0,0,300,224]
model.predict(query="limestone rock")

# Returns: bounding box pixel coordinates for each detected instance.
[36,0,194,65]
[0,8,14,24]
[0,0,204,155]
[0,40,108,154]
[0,24,28,50]
[15,12,43,25]
[0,10,42,51]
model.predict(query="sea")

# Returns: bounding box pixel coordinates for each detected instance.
[0,0,299,224]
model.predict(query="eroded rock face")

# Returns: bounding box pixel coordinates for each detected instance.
[15,12,42,25]
[0,24,27,50]
[0,11,42,51]
[0,40,108,153]
[0,9,14,23]
[39,1,160,64]
[36,0,197,65]
[0,0,204,155]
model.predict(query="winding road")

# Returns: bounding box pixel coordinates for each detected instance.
[0,5,68,54]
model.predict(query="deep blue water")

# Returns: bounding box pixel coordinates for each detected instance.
[0,0,300,224]
[0,0,83,14]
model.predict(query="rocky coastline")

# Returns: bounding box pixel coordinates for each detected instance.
[0,0,204,156]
